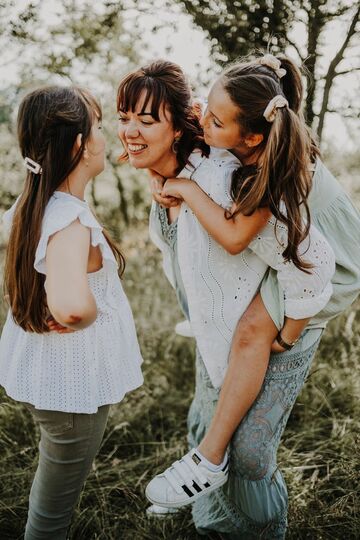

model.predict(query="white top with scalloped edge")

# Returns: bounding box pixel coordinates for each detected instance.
[0,191,143,413]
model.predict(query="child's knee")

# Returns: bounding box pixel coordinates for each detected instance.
[234,294,277,347]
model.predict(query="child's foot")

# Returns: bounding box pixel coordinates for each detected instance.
[145,448,229,508]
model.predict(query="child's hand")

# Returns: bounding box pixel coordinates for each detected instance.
[270,338,286,354]
[148,170,180,208]
[46,315,75,334]
[161,178,190,200]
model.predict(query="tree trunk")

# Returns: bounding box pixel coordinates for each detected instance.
[317,4,360,141]
[304,0,324,127]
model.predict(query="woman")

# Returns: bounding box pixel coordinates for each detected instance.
[117,59,359,538]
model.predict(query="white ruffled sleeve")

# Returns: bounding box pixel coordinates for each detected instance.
[248,216,336,319]
[34,197,117,275]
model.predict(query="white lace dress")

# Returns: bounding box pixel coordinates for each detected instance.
[0,191,143,413]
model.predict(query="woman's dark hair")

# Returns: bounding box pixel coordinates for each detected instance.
[4,85,125,333]
[223,54,320,272]
[117,59,209,174]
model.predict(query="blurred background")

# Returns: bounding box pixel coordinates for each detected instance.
[0,1,359,539]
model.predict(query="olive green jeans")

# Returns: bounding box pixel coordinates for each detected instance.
[24,403,109,540]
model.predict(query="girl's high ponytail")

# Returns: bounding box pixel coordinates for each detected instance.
[277,54,320,162]
[260,104,312,271]
[222,54,318,272]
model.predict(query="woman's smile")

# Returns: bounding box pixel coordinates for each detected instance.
[127,143,148,154]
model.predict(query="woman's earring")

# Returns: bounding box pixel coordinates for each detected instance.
[172,136,181,154]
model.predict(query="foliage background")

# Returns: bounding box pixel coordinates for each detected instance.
[0,1,359,538]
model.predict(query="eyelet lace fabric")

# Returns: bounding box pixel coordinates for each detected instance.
[188,335,321,539]
[0,193,144,413]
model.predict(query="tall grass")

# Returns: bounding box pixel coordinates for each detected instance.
[0,227,359,539]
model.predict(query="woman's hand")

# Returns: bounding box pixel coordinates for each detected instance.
[270,338,286,354]
[148,170,180,208]
[46,315,75,334]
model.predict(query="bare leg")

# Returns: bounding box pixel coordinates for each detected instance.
[198,293,278,464]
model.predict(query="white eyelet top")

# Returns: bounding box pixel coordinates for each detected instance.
[150,148,336,388]
[0,192,143,413]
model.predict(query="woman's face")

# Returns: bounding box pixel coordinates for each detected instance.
[201,79,243,150]
[117,91,180,172]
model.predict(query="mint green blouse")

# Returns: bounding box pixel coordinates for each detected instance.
[261,159,360,331]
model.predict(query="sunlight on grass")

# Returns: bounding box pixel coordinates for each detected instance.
[0,223,359,539]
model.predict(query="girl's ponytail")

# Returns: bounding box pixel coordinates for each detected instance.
[277,54,320,162]
[260,104,312,271]
[222,54,317,272]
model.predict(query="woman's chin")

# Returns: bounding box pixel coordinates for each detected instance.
[128,155,148,169]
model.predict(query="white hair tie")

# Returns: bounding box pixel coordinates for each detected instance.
[263,95,289,123]
[258,54,287,79]
[24,157,42,174]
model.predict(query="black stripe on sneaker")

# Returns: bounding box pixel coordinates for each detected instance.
[222,459,229,472]
[192,481,202,493]
[182,485,194,497]
[203,481,210,488]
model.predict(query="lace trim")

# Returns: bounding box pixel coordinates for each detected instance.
[190,340,321,538]
[264,345,317,380]
[157,204,178,246]
[194,488,288,539]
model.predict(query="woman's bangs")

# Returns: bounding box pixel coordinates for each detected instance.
[117,76,167,121]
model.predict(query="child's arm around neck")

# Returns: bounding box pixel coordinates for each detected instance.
[45,219,97,330]
[161,177,271,255]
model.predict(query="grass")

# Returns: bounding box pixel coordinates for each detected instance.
[0,226,359,539]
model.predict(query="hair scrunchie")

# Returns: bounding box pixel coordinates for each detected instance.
[263,95,289,123]
[258,54,287,79]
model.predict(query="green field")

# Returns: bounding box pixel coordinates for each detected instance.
[0,225,359,539]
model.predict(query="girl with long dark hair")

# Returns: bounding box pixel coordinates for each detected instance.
[0,86,143,539]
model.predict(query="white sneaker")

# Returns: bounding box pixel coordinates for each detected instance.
[145,448,229,508]
[146,504,179,518]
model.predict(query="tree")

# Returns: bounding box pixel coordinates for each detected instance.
[0,0,151,227]
[173,0,360,141]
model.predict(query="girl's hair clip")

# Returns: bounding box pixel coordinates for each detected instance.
[24,157,42,175]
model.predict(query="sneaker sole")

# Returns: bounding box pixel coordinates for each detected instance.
[145,474,228,509]
[146,506,179,518]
